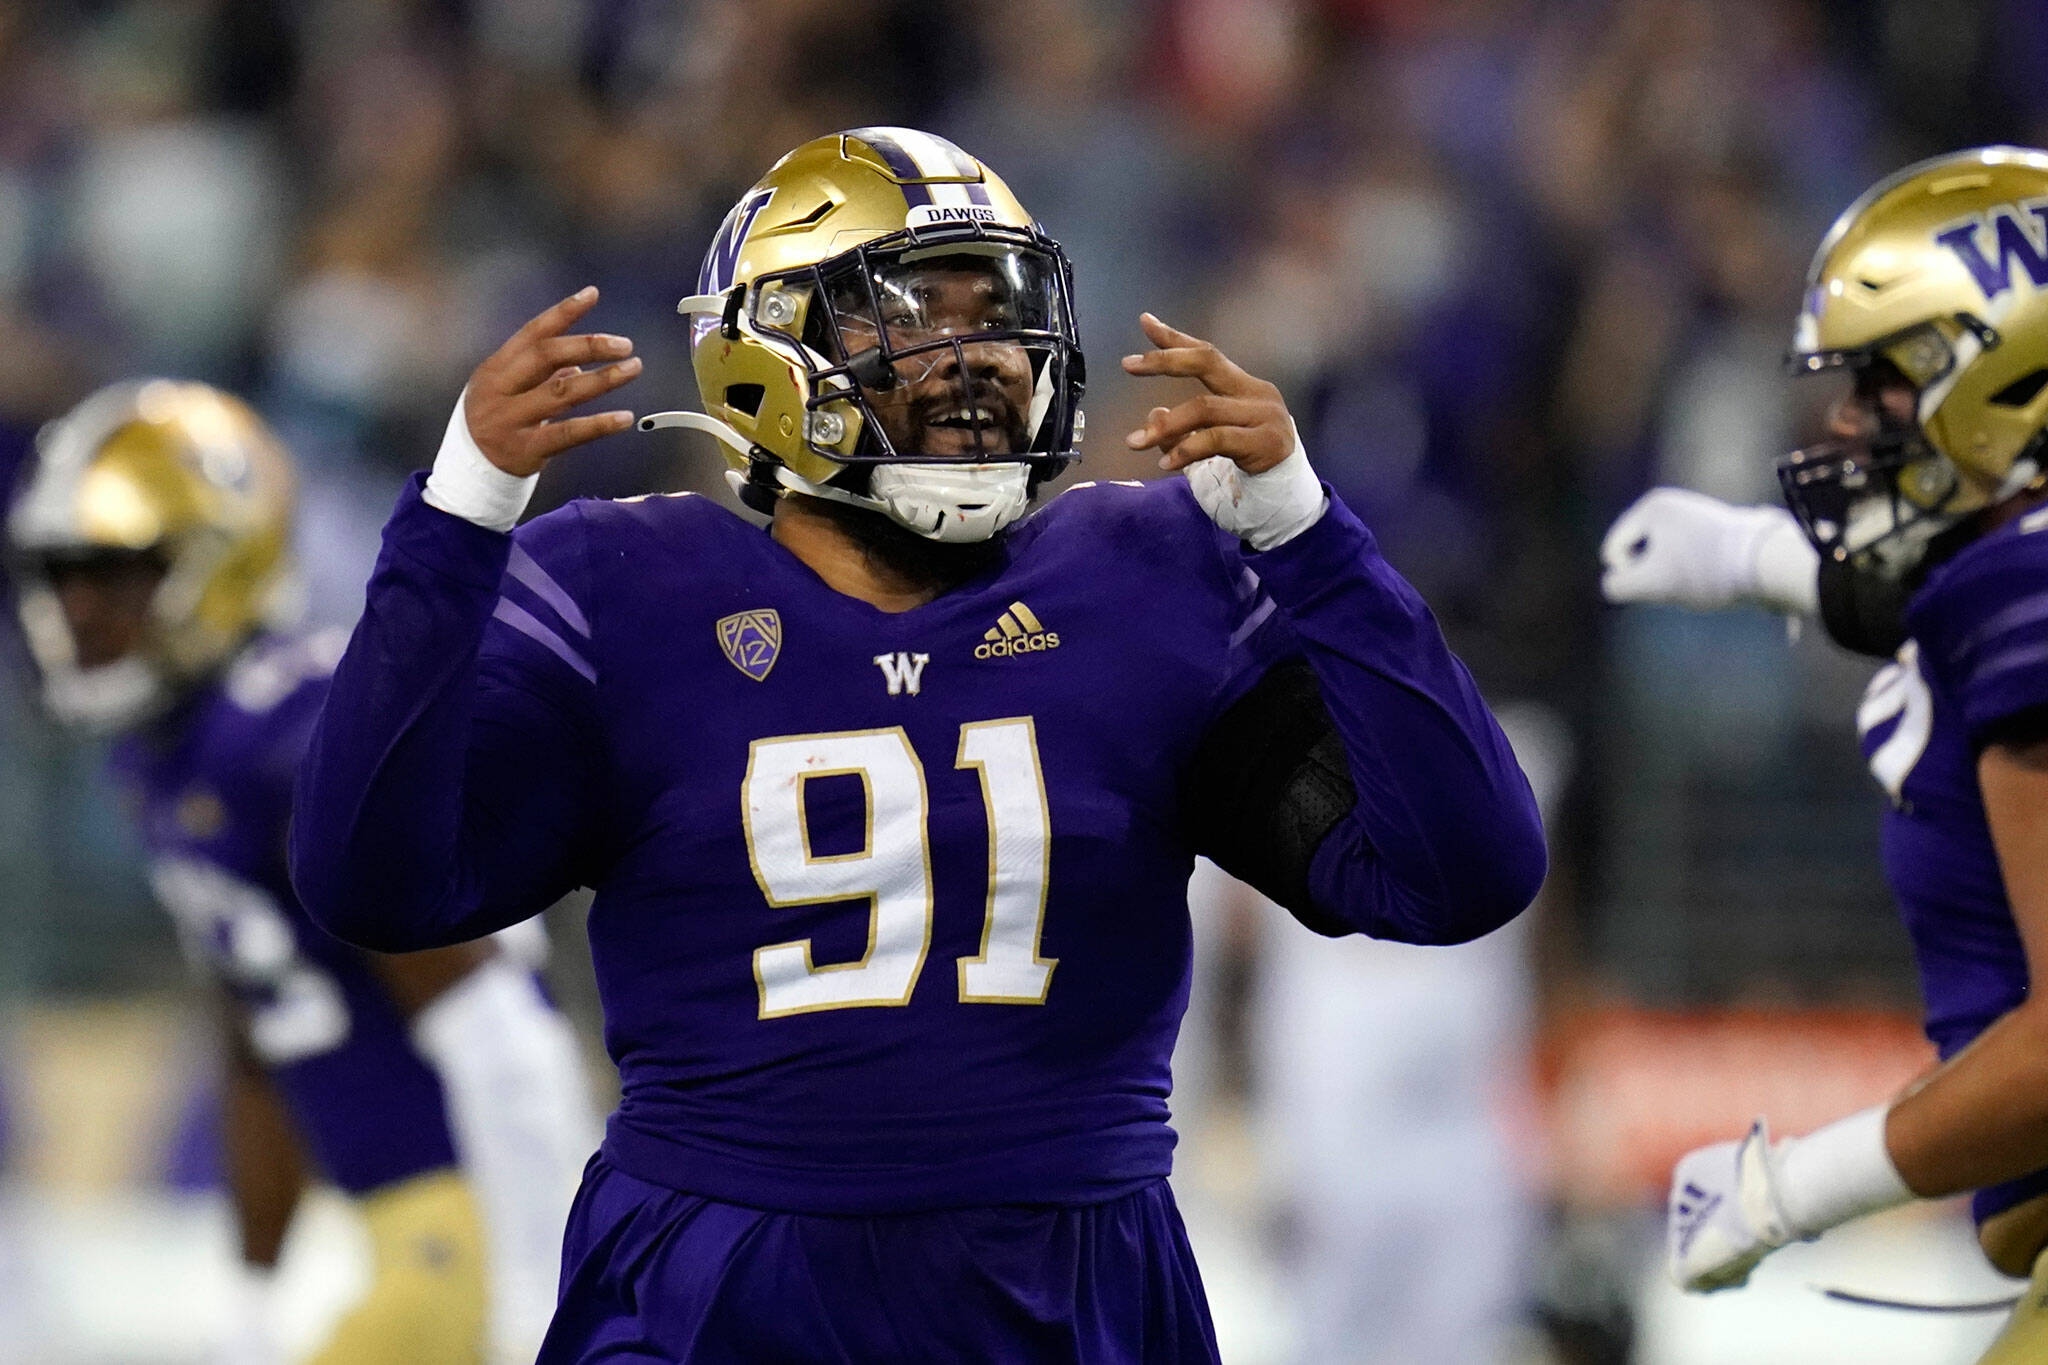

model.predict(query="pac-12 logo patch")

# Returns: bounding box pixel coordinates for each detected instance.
[717,609,782,682]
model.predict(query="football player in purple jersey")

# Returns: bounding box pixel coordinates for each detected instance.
[5,381,599,1364]
[291,127,1546,1362]
[1603,147,2048,1359]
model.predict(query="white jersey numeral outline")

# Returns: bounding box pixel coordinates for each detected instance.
[151,856,352,1064]
[743,718,1055,1018]
[1857,641,1935,804]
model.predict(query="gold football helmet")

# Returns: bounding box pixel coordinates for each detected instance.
[7,379,298,728]
[1782,146,2048,573]
[639,127,1085,543]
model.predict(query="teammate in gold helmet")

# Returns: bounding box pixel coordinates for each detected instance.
[1601,148,2048,1365]
[5,380,600,1365]
[7,379,298,729]
[1779,145,2048,584]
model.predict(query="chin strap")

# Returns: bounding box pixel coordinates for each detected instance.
[639,407,1031,543]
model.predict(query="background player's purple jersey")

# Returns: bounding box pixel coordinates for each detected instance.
[1857,509,2048,1221]
[295,475,1544,1216]
[112,633,457,1196]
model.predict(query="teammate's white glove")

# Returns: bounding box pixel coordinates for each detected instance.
[1600,488,1819,616]
[216,1263,285,1365]
[1187,425,1327,552]
[1667,1106,1913,1293]
[1667,1118,1799,1292]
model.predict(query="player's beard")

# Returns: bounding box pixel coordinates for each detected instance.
[790,489,1009,595]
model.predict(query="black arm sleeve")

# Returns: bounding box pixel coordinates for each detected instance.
[1183,660,1357,936]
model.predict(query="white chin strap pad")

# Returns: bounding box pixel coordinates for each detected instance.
[867,463,1033,543]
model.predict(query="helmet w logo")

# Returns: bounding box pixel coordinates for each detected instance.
[694,188,776,346]
[700,188,776,294]
[1936,200,2048,301]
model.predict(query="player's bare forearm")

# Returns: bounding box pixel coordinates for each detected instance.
[1884,1002,2048,1197]
[370,940,495,1018]
[220,1007,306,1268]
[1129,316,1546,942]
[1885,735,2048,1196]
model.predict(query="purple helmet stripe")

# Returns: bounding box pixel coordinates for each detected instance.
[849,129,934,207]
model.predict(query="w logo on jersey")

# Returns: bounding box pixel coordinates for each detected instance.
[873,652,930,696]
[693,188,775,346]
[1936,200,2048,301]
[717,609,782,682]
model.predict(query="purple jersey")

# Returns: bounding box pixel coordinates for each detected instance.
[1858,509,2048,1219]
[293,474,1543,1218]
[113,634,457,1196]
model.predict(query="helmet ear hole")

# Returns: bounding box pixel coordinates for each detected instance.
[724,384,765,418]
[1988,369,2048,408]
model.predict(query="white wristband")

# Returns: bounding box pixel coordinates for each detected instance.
[1775,1105,1914,1238]
[422,389,537,533]
[1185,426,1328,551]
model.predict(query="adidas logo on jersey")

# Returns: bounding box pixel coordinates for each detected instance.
[975,601,1060,659]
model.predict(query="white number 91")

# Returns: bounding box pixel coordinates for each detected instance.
[743,719,1056,1019]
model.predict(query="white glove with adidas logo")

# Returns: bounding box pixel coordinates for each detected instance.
[1667,1106,1914,1293]
[1667,1119,1799,1292]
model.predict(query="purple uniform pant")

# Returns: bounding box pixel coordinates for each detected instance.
[538,1156,1219,1363]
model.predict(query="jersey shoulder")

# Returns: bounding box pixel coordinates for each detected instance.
[1907,510,2048,736]
[199,630,346,796]
[528,490,768,586]
[118,631,343,868]
[1019,476,1233,576]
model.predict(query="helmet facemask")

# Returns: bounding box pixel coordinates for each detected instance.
[671,220,1085,544]
[11,545,175,732]
[1778,325,1993,579]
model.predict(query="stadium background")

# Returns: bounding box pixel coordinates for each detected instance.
[0,0,2043,1360]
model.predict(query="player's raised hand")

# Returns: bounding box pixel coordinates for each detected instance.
[464,287,641,477]
[1121,313,1294,474]
[1600,488,1820,616]
[1121,312,1326,551]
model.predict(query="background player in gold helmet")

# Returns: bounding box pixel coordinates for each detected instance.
[7,380,600,1364]
[1603,147,2048,1362]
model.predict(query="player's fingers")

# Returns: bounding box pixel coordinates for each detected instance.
[1124,393,1274,451]
[508,357,643,421]
[1156,421,1292,472]
[530,410,636,460]
[1138,311,1205,349]
[1120,344,1273,399]
[485,287,601,365]
[495,332,636,393]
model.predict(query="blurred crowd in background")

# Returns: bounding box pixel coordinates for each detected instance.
[3,1,2047,1360]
